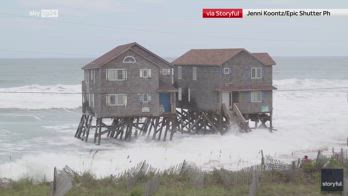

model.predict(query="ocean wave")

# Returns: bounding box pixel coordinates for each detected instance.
[274,78,348,90]
[0,79,347,109]
[0,78,348,180]
[0,84,81,109]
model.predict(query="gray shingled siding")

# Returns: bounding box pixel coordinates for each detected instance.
[236,91,272,114]
[83,50,162,117]
[174,51,273,114]
[174,65,222,112]
[221,51,273,114]
[132,45,172,86]
[222,51,272,87]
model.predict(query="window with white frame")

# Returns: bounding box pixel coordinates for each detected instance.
[140,69,152,78]
[178,66,182,80]
[106,94,127,106]
[123,56,136,63]
[251,91,262,102]
[192,67,197,80]
[106,69,127,81]
[140,93,151,103]
[160,69,171,76]
[178,87,182,101]
[251,67,262,79]
[223,67,230,74]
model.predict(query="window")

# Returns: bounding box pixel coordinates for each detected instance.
[178,66,182,80]
[123,56,136,63]
[140,69,152,78]
[106,94,127,106]
[106,69,127,81]
[188,88,191,102]
[142,107,150,113]
[90,69,95,83]
[251,91,262,102]
[85,70,89,83]
[178,87,182,101]
[223,68,230,74]
[171,68,174,84]
[89,93,94,107]
[161,69,171,75]
[251,67,262,79]
[140,93,151,103]
[192,67,197,80]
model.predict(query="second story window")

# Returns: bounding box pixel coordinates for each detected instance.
[192,67,197,80]
[251,67,262,79]
[223,68,230,74]
[106,94,127,106]
[177,66,182,80]
[160,69,171,75]
[140,69,152,78]
[123,56,136,64]
[107,69,127,81]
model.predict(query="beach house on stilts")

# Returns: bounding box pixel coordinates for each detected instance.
[75,42,177,144]
[75,42,276,144]
[172,48,276,133]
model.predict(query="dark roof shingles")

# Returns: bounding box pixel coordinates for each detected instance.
[173,49,275,66]
[251,53,276,66]
[172,49,244,66]
[83,42,135,69]
[82,42,171,69]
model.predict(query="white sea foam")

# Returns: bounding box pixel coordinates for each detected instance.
[0,79,347,180]
[0,84,81,109]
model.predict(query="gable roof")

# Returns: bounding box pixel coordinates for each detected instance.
[251,53,276,66]
[172,48,275,66]
[82,42,170,69]
[172,48,244,66]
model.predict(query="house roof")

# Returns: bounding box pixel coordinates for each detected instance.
[251,53,276,66]
[172,48,275,66]
[82,42,170,69]
[172,48,244,66]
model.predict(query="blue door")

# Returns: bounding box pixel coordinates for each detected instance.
[160,93,171,112]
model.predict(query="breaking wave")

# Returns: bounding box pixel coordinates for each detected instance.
[0,84,81,109]
[0,78,348,180]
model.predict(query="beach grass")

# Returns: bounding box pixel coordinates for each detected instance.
[0,157,346,196]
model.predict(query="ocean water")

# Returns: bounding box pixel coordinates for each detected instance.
[0,57,348,180]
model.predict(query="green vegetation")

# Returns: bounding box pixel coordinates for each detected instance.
[0,156,347,196]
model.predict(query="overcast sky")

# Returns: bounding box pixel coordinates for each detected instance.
[0,0,347,58]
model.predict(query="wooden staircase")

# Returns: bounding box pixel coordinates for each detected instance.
[222,103,251,132]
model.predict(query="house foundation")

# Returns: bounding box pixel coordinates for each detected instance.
[75,114,178,145]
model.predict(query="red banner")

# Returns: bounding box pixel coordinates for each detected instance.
[203,8,243,18]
